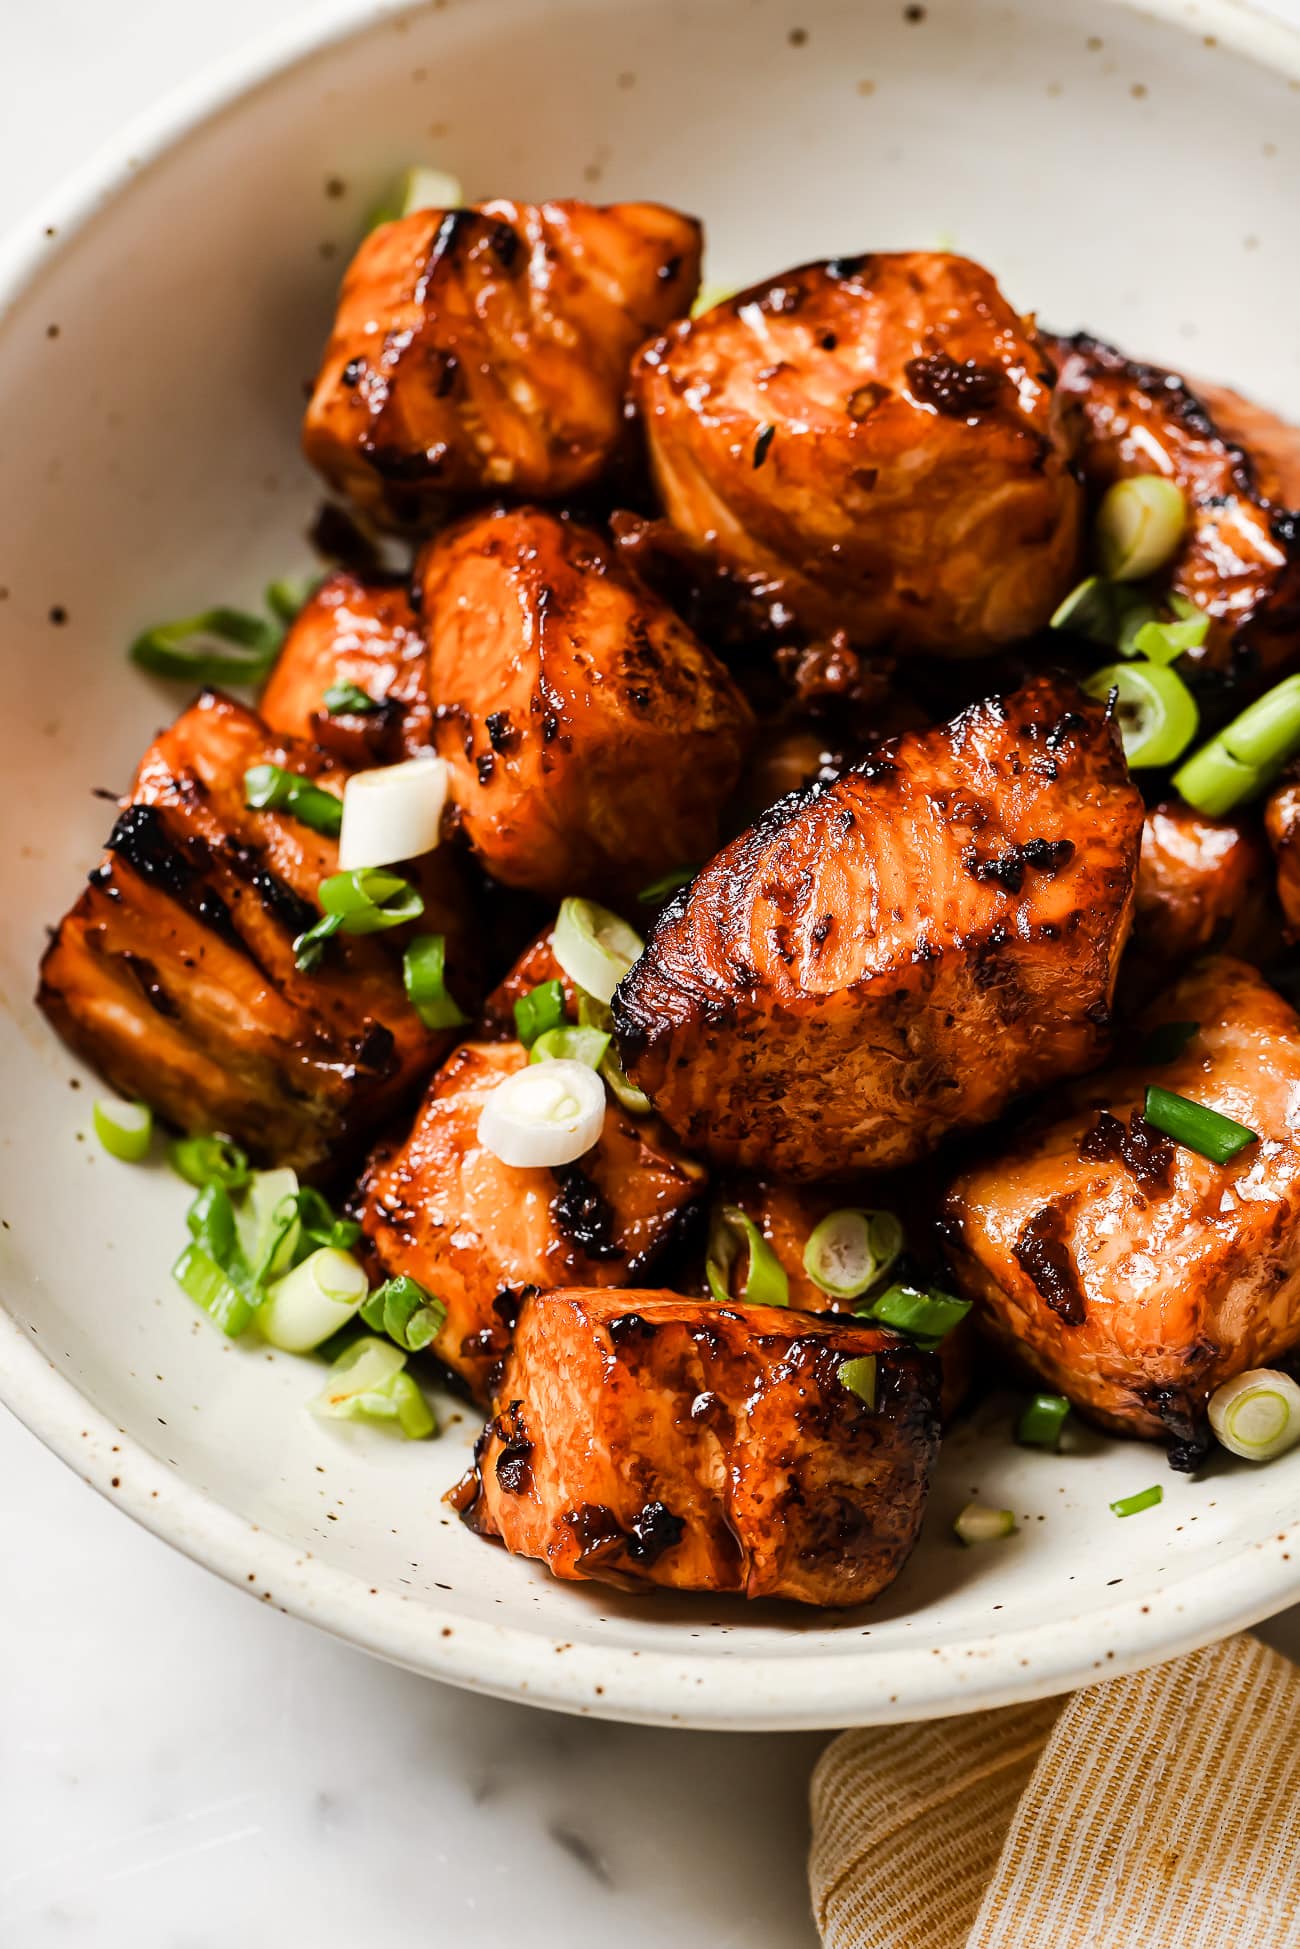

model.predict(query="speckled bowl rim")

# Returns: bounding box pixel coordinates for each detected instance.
[3,0,1300,1730]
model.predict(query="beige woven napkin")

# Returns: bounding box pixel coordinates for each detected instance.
[810,1634,1300,1949]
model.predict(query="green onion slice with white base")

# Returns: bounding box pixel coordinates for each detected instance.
[258,1247,369,1354]
[706,1206,790,1308]
[337,755,449,871]
[1081,660,1199,768]
[514,979,566,1049]
[368,166,465,230]
[403,933,466,1031]
[309,1337,435,1439]
[477,1058,606,1168]
[803,1209,903,1299]
[859,1282,970,1348]
[551,899,643,1006]
[1208,1369,1300,1462]
[1174,673,1300,817]
[243,764,343,839]
[954,1503,1016,1546]
[92,1097,152,1163]
[169,1133,250,1190]
[1096,475,1187,581]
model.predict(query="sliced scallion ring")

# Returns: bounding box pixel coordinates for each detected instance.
[514,979,567,1049]
[803,1208,903,1299]
[258,1246,369,1353]
[1130,613,1208,667]
[170,1133,250,1190]
[1142,1085,1256,1165]
[337,755,449,871]
[837,1356,877,1409]
[1050,574,1119,646]
[359,1273,447,1353]
[954,1503,1016,1546]
[691,283,735,317]
[530,1025,611,1069]
[92,1097,152,1163]
[1096,475,1187,581]
[243,763,343,839]
[551,899,643,1006]
[318,867,424,932]
[1174,673,1300,817]
[173,1241,259,1338]
[1081,661,1199,768]
[476,1058,607,1168]
[233,1167,301,1282]
[129,607,283,686]
[310,1337,435,1438]
[1207,1369,1300,1462]
[706,1206,790,1309]
[403,933,466,1031]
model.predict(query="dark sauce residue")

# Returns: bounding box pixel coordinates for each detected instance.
[1079,1109,1174,1194]
[1014,1204,1087,1324]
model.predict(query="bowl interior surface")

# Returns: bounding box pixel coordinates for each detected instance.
[2,0,1299,1728]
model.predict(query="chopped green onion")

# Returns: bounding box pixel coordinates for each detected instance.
[359,1273,447,1353]
[129,607,282,686]
[243,763,343,838]
[706,1205,790,1308]
[169,1133,250,1190]
[186,1179,238,1261]
[92,1097,152,1163]
[172,1241,259,1338]
[291,1185,361,1254]
[1050,574,1117,645]
[1110,1483,1163,1518]
[1096,475,1187,581]
[1142,1019,1200,1067]
[551,898,643,1006]
[296,868,424,968]
[1081,660,1199,768]
[514,979,566,1048]
[1017,1393,1071,1449]
[804,1209,903,1300]
[954,1503,1016,1546]
[1115,594,1162,657]
[319,867,423,931]
[637,865,698,905]
[367,165,465,230]
[1208,1369,1300,1462]
[860,1281,970,1348]
[1143,1086,1257,1164]
[265,575,320,625]
[1174,673,1300,816]
[259,1246,369,1353]
[233,1167,301,1281]
[838,1356,878,1409]
[530,1025,611,1069]
[576,992,652,1114]
[310,1336,435,1438]
[691,283,735,317]
[323,680,380,716]
[1130,613,1209,667]
[403,933,466,1031]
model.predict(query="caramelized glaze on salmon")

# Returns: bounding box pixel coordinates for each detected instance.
[614,677,1144,1178]
[358,1042,706,1400]
[635,252,1080,654]
[304,199,701,522]
[457,1287,939,1606]
[944,957,1300,1465]
[38,692,472,1174]
[259,571,432,765]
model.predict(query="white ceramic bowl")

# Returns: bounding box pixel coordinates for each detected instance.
[3,0,1300,1730]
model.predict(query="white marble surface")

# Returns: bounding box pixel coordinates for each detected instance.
[3,3,1300,1945]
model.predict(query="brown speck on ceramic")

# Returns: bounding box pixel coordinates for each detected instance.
[319,241,338,261]
[1263,142,1278,158]
[110,1476,120,1488]
[1244,235,1260,251]
[903,2,925,18]
[324,175,346,199]
[857,78,876,94]
[1204,33,1218,47]
[46,324,59,339]
[441,1626,453,1637]
[582,163,602,184]
[1086,34,1103,50]
[616,69,635,88]
[44,224,56,237]
[788,25,808,45]
[1046,81,1063,97]
[1131,82,1148,99]
[48,605,67,625]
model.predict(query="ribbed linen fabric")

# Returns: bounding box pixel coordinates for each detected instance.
[809,1633,1300,1949]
